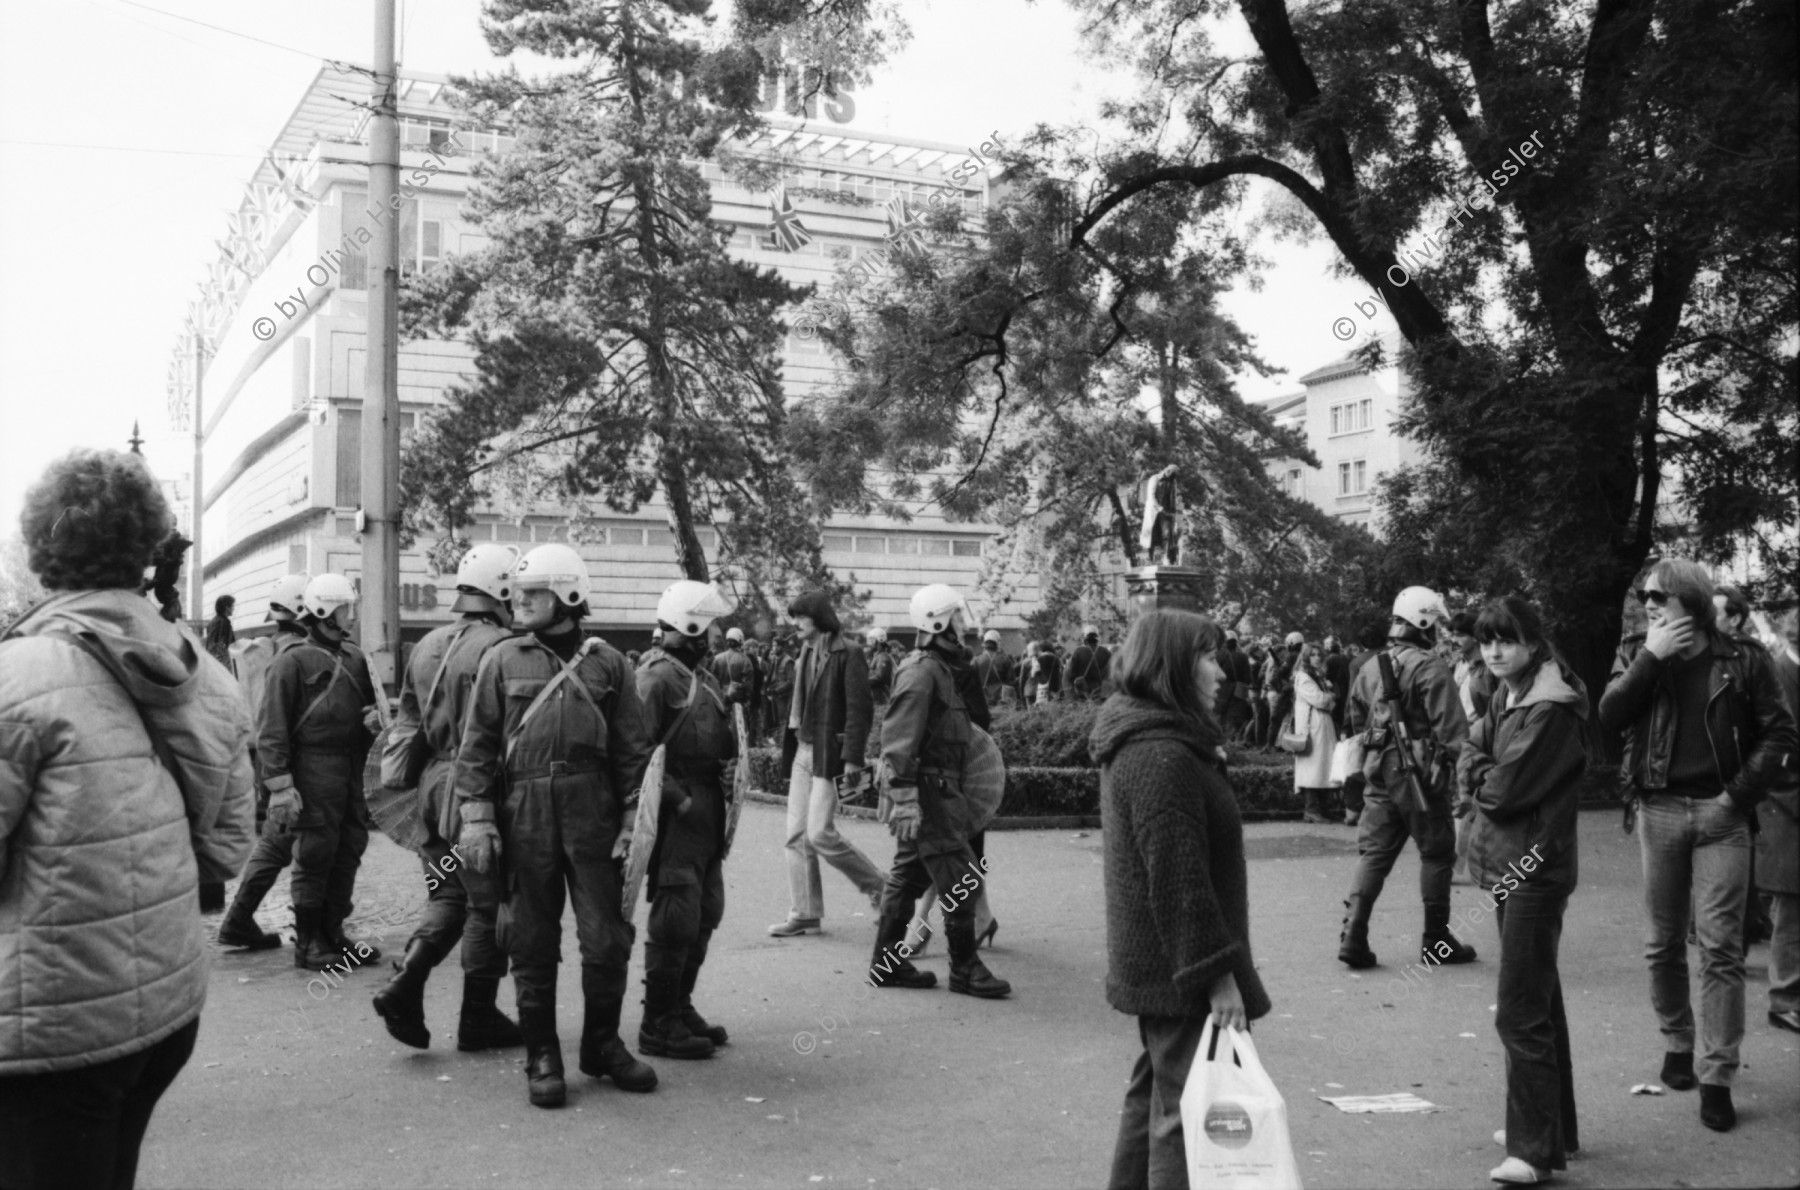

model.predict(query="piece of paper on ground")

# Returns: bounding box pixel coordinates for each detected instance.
[1318,1092,1441,1113]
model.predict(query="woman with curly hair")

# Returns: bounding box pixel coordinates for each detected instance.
[0,448,254,1190]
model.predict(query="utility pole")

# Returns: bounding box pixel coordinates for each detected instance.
[362,0,402,692]
[189,333,206,621]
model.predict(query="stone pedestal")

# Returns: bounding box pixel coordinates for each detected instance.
[1124,565,1207,617]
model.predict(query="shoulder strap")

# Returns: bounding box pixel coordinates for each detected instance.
[505,639,602,763]
[657,668,704,747]
[419,622,479,721]
[45,628,191,812]
[291,644,348,735]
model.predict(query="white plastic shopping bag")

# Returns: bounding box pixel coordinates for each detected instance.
[1328,738,1364,788]
[1180,1020,1304,1189]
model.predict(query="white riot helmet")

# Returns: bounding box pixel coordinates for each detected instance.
[301,573,358,620]
[867,626,888,645]
[656,580,734,638]
[514,544,590,608]
[1082,623,1099,641]
[1285,631,1305,648]
[455,544,519,602]
[725,627,744,645]
[909,583,971,637]
[267,573,309,622]
[982,629,1001,645]
[1391,585,1449,633]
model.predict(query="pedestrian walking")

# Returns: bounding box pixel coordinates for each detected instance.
[1290,641,1340,823]
[1090,608,1272,1189]
[261,573,385,972]
[453,543,655,1108]
[205,593,236,672]
[635,580,739,1061]
[1068,624,1111,701]
[1755,607,1800,1035]
[215,574,311,950]
[1598,559,1796,1132]
[1337,586,1475,970]
[0,448,254,1190]
[1218,632,1256,744]
[869,584,1010,998]
[769,590,886,936]
[1458,597,1588,1184]
[370,544,524,1054]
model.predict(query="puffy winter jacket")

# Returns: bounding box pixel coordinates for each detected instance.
[0,590,254,1075]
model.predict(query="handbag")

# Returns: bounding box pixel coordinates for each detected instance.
[1276,713,1311,756]
[1328,737,1364,786]
[1181,1019,1305,1189]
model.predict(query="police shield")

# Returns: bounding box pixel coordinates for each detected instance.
[621,742,667,911]
[724,703,750,857]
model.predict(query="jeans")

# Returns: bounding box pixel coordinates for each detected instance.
[1494,888,1579,1171]
[1638,792,1750,1086]
[1770,892,1800,1014]
[782,748,884,920]
[1107,1014,1210,1190]
[0,1018,199,1190]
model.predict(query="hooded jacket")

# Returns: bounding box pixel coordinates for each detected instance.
[1,589,254,1074]
[1458,659,1589,896]
[1091,695,1271,1021]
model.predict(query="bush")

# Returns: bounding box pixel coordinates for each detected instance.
[1001,767,1101,816]
[987,699,1101,768]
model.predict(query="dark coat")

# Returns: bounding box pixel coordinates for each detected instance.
[1756,645,1800,894]
[789,631,873,780]
[1599,630,1797,814]
[1458,660,1590,897]
[1090,694,1272,1021]
[880,643,981,852]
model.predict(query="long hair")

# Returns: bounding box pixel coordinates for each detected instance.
[1645,558,1718,632]
[1110,609,1224,745]
[786,589,841,635]
[1291,641,1326,685]
[1473,596,1556,688]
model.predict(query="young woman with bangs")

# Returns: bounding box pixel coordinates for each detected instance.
[1457,597,1590,1185]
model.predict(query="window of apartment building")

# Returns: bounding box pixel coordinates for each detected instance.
[1329,398,1373,436]
[1337,458,1369,497]
[335,409,415,506]
[921,539,950,556]
[854,536,886,553]
[822,534,853,551]
[952,540,982,557]
[1285,468,1303,497]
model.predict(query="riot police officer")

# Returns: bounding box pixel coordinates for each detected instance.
[972,628,1015,711]
[260,573,383,971]
[217,573,310,951]
[372,545,524,1052]
[871,584,1011,998]
[1338,585,1475,969]
[454,544,654,1108]
[635,581,739,1060]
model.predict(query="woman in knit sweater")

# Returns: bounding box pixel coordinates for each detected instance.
[1092,609,1272,1190]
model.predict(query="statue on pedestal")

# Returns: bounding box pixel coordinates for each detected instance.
[1138,465,1181,567]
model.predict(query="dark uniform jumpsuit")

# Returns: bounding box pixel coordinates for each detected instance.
[390,615,511,977]
[972,647,1015,711]
[258,630,379,937]
[1341,639,1470,952]
[1068,643,1111,701]
[455,634,651,1047]
[222,625,307,926]
[877,644,988,961]
[635,652,736,1036]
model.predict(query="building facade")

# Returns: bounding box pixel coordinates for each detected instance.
[167,65,1038,655]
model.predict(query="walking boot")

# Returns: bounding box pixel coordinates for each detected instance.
[1421,903,1477,965]
[323,905,381,967]
[217,904,282,950]
[519,1009,566,1108]
[638,974,715,1060]
[1301,788,1331,824]
[371,938,441,1049]
[198,880,226,913]
[869,908,936,989]
[577,966,656,1089]
[946,917,1011,998]
[1338,894,1377,969]
[456,975,523,1051]
[677,928,727,1047]
[292,906,341,972]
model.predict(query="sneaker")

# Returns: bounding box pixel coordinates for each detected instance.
[768,917,822,938]
[1489,1156,1549,1184]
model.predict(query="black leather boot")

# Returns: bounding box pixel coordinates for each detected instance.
[217,904,282,950]
[679,928,728,1047]
[371,939,441,1049]
[1302,788,1331,824]
[457,975,523,1051]
[1421,902,1477,965]
[870,908,937,989]
[1338,894,1377,969]
[198,881,226,913]
[323,905,381,966]
[946,917,1011,998]
[292,906,340,971]
[519,1008,566,1108]
[577,965,656,1089]
[638,973,715,1060]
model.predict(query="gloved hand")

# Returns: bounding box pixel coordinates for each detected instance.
[879,777,919,842]
[265,775,301,831]
[887,802,920,843]
[612,823,633,862]
[458,803,502,874]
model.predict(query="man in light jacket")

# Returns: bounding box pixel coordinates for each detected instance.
[0,449,253,1190]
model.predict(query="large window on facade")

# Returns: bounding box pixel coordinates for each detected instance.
[1329,398,1373,436]
[1337,458,1369,497]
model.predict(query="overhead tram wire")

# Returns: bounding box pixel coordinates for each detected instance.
[101,0,373,76]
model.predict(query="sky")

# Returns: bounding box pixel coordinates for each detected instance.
[0,0,1373,536]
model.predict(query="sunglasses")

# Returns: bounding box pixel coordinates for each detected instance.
[1635,588,1672,606]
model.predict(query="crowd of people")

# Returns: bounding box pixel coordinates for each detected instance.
[2,447,1795,1190]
